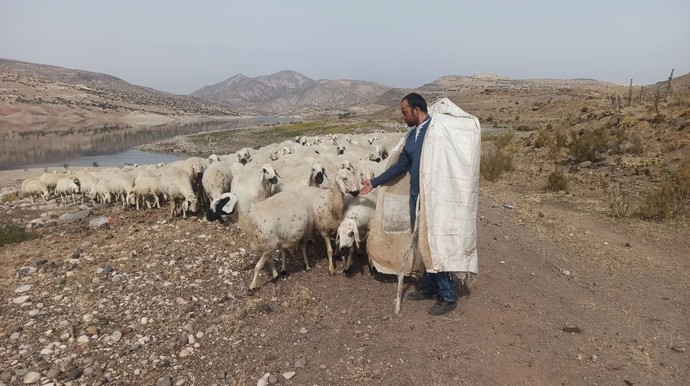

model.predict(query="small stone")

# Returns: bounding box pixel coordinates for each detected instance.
[23,371,41,384]
[80,241,93,250]
[140,317,148,325]
[13,295,31,304]
[8,323,23,333]
[299,327,308,334]
[563,270,571,276]
[268,374,278,384]
[111,330,122,342]
[156,375,173,386]
[66,368,83,380]
[77,335,89,344]
[15,285,32,293]
[671,345,686,353]
[257,373,270,386]
[89,217,110,229]
[562,325,582,334]
[319,364,327,369]
[624,243,632,248]
[10,332,20,341]
[46,367,61,379]
[282,371,296,380]
[294,357,307,369]
[590,355,598,363]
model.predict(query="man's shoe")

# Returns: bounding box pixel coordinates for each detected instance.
[428,300,457,316]
[406,290,436,301]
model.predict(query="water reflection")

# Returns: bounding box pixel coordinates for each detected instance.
[0,117,287,170]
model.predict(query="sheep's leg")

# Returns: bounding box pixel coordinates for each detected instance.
[279,249,288,277]
[250,251,272,290]
[268,251,279,280]
[322,232,335,275]
[154,194,161,208]
[299,242,310,271]
[344,248,355,272]
[169,200,175,219]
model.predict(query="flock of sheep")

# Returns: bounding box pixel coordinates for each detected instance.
[20,132,404,289]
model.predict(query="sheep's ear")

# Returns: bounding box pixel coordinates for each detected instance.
[335,233,340,248]
[274,169,281,178]
[354,232,361,252]
[262,167,267,173]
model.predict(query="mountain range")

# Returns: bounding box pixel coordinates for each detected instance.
[1,57,686,124]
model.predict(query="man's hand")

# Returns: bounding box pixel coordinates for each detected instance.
[360,179,373,195]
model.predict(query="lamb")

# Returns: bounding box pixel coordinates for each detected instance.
[55,177,81,205]
[295,168,360,275]
[206,191,314,290]
[201,161,234,203]
[20,179,50,202]
[336,194,377,272]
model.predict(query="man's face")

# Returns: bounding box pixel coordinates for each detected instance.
[401,99,420,127]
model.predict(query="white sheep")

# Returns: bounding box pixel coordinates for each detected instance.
[55,177,81,205]
[38,171,69,194]
[20,179,50,202]
[336,194,377,272]
[273,160,327,192]
[206,191,314,290]
[126,172,163,211]
[295,168,360,275]
[229,163,280,221]
[159,166,197,218]
[201,161,234,203]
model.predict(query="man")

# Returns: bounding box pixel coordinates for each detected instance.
[360,93,457,316]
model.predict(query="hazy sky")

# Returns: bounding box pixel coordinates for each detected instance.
[1,0,688,95]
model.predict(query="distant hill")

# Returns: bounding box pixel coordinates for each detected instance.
[190,71,391,115]
[0,58,238,124]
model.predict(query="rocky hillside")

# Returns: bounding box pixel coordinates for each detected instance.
[190,71,391,116]
[0,59,239,124]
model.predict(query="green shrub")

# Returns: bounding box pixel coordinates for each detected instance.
[0,223,34,247]
[545,169,569,191]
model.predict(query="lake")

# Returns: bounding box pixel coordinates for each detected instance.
[0,117,289,170]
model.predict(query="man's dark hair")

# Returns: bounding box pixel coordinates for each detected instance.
[402,93,427,113]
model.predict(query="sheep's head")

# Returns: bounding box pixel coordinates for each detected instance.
[282,146,294,155]
[335,168,359,197]
[72,177,81,187]
[336,144,346,155]
[376,145,389,160]
[311,161,327,185]
[237,149,252,165]
[261,164,280,185]
[367,136,378,145]
[368,152,382,163]
[208,154,221,163]
[340,160,354,172]
[269,149,280,161]
[336,218,360,256]
[206,193,238,222]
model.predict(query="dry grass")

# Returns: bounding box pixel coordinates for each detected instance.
[545,169,569,192]
[638,158,690,220]
[480,134,514,181]
[0,222,35,247]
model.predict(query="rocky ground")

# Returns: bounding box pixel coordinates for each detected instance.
[1,170,688,386]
